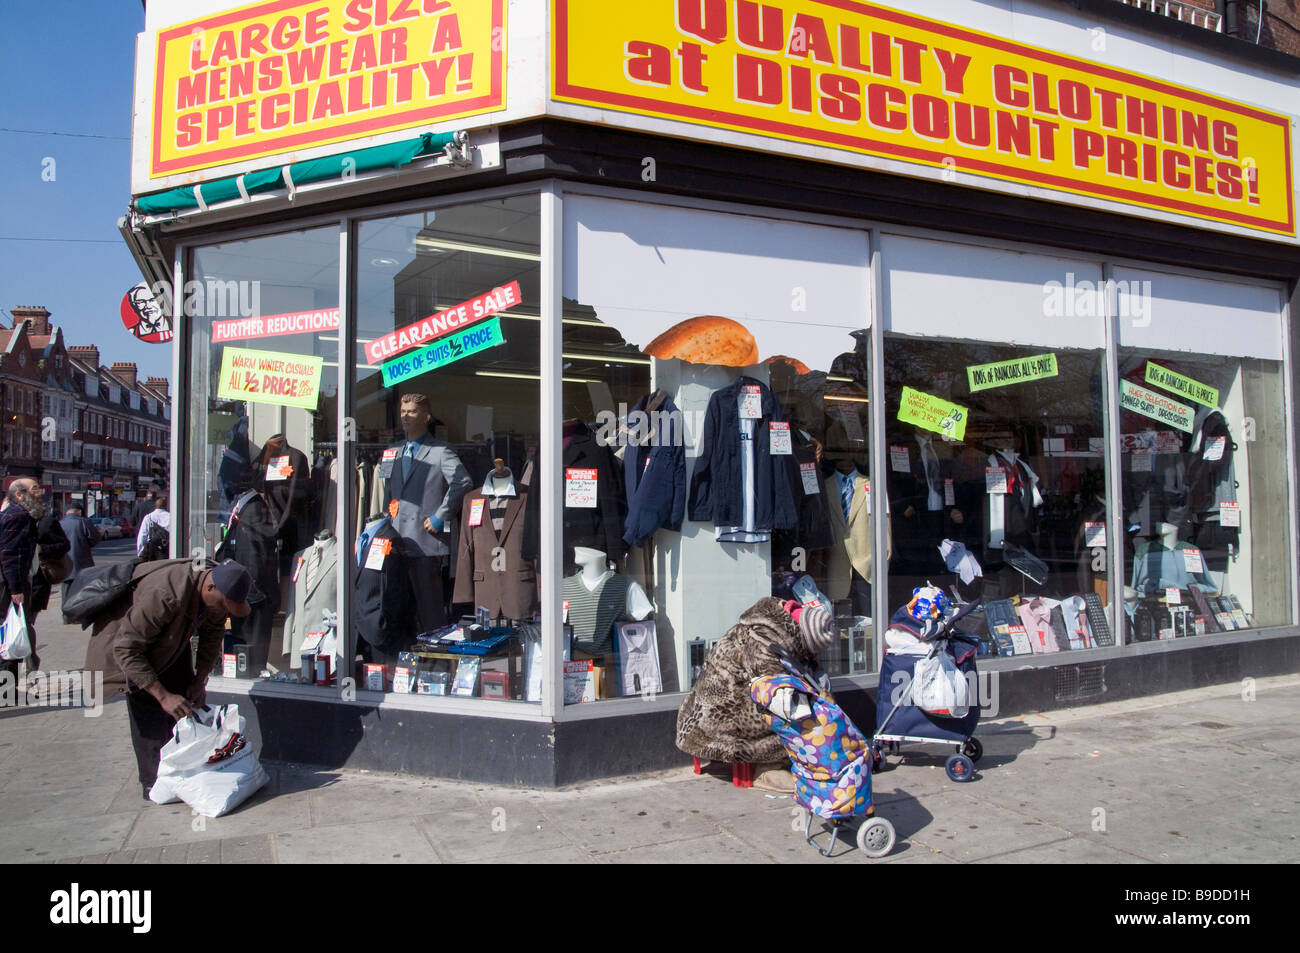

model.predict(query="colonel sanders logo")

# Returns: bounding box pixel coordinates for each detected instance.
[120,282,172,343]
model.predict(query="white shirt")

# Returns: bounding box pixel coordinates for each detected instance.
[136,509,171,556]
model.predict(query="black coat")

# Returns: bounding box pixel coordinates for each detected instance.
[622,392,686,548]
[560,427,627,563]
[0,505,36,604]
[59,514,98,577]
[688,377,797,534]
[28,514,72,617]
[354,518,415,654]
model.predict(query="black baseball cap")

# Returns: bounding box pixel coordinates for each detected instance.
[210,560,253,618]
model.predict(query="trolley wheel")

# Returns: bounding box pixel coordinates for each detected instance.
[857,816,896,858]
[962,737,983,763]
[945,753,975,783]
[871,748,886,773]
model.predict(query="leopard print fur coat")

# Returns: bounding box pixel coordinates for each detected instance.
[675,596,819,764]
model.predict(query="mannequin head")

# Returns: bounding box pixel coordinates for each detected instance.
[399,394,432,440]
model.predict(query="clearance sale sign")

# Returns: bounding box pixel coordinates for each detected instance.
[553,0,1294,236]
[150,0,505,177]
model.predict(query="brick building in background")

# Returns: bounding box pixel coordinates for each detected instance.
[1,306,170,516]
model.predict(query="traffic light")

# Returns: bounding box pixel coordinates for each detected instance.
[150,454,169,495]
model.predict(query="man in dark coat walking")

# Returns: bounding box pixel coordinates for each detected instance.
[1,479,43,680]
[59,503,99,597]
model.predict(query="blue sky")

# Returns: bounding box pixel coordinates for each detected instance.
[0,1,172,380]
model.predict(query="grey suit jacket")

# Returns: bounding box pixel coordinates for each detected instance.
[380,437,473,558]
[283,535,341,659]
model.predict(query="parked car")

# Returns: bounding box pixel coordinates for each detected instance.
[91,517,123,539]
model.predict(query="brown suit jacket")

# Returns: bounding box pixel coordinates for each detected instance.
[84,561,227,698]
[452,489,536,620]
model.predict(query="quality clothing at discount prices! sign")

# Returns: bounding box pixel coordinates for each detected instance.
[967,353,1058,393]
[897,386,968,441]
[218,346,324,408]
[379,316,505,386]
[553,0,1294,236]
[1119,379,1193,433]
[149,0,506,178]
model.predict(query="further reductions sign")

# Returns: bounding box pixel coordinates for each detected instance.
[212,308,341,342]
[150,0,506,178]
[217,346,324,408]
[553,0,1294,236]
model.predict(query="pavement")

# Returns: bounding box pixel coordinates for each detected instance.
[3,588,1298,865]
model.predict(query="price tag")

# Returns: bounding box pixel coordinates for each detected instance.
[738,385,762,420]
[468,498,486,527]
[1203,436,1226,461]
[944,478,955,507]
[889,445,910,473]
[1084,522,1107,548]
[291,555,305,583]
[1216,611,1236,631]
[565,468,598,508]
[266,454,292,481]
[1132,449,1153,472]
[1181,547,1204,574]
[1219,501,1241,527]
[985,467,1007,494]
[1007,625,1032,656]
[364,537,391,571]
[300,631,324,654]
[1165,587,1181,605]
[221,653,237,678]
[562,600,569,624]
[769,421,792,455]
[863,479,871,516]
[839,411,864,446]
[392,666,412,694]
[1193,617,1206,636]
[1159,627,1175,641]
[799,461,819,495]
[365,664,385,692]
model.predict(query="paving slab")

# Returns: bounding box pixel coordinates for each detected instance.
[0,812,139,863]
[595,830,775,864]
[273,819,442,864]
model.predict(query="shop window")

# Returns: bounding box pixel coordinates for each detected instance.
[561,196,873,704]
[351,194,542,702]
[882,235,1112,659]
[187,225,340,683]
[1116,270,1290,639]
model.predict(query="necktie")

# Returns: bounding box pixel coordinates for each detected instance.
[840,473,853,521]
[306,543,322,591]
[402,442,415,482]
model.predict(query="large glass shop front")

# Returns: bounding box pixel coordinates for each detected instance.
[184,188,1292,713]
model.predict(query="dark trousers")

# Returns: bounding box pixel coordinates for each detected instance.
[126,653,195,795]
[407,555,446,635]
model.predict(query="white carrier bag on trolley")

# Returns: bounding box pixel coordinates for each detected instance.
[910,649,971,719]
[149,704,269,817]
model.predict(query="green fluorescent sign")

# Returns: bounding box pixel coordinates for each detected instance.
[897,386,968,441]
[1119,379,1194,433]
[380,317,505,387]
[1144,362,1218,408]
[967,353,1058,393]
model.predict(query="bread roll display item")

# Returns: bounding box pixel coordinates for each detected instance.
[645,315,759,367]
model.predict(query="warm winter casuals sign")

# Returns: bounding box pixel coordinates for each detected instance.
[217,346,324,409]
[1119,379,1193,433]
[897,386,967,441]
[553,0,1294,236]
[379,316,505,386]
[366,282,520,364]
[966,353,1058,392]
[149,0,506,177]
[1144,362,1219,408]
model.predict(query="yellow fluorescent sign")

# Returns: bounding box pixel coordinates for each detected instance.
[553,0,1294,235]
[151,0,505,177]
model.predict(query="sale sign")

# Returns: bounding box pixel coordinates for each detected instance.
[897,386,968,441]
[553,0,1293,236]
[365,281,520,364]
[150,0,506,178]
[217,346,324,408]
[212,307,341,342]
[379,316,505,385]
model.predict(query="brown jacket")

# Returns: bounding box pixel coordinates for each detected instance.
[452,487,536,620]
[84,561,226,698]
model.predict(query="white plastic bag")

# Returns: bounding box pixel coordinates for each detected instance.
[0,602,31,661]
[149,704,269,817]
[911,650,970,718]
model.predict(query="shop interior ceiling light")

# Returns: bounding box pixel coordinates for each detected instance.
[413,237,541,261]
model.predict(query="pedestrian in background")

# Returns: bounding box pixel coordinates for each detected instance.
[0,478,43,680]
[136,494,170,560]
[60,503,99,602]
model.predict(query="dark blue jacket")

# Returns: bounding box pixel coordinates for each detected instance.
[623,392,686,547]
[60,514,98,579]
[0,505,37,602]
[688,377,798,533]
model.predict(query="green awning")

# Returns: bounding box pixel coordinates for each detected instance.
[135,132,456,215]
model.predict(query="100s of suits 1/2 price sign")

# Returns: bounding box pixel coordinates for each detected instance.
[380,316,506,386]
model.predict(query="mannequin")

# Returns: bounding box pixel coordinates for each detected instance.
[824,457,874,615]
[1130,521,1215,595]
[563,546,653,657]
[282,529,340,672]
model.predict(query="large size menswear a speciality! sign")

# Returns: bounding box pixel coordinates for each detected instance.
[151,0,506,177]
[553,0,1294,236]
